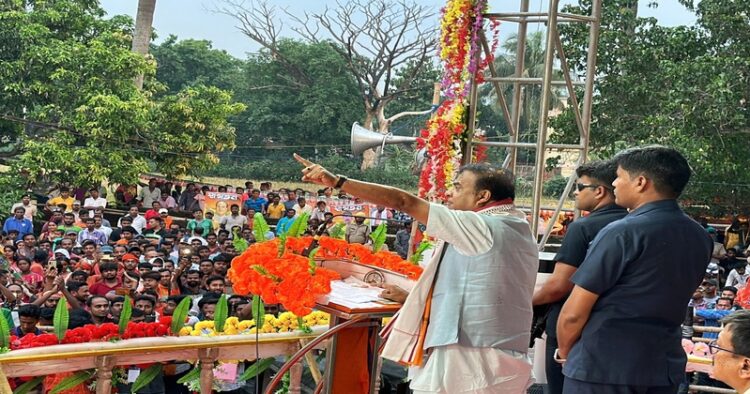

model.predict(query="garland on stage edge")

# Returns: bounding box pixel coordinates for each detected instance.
[418,0,499,201]
[228,235,424,316]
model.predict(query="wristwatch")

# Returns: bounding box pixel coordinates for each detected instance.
[334,175,348,189]
[553,348,567,364]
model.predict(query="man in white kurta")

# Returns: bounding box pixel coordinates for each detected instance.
[294,154,538,393]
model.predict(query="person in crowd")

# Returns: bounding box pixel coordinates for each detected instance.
[311,200,329,221]
[727,259,750,288]
[394,220,412,259]
[711,310,750,394]
[11,194,37,221]
[89,262,121,297]
[16,304,42,336]
[187,209,212,237]
[345,212,371,245]
[266,194,285,220]
[370,205,393,227]
[139,178,161,208]
[556,146,712,394]
[702,278,721,307]
[295,153,538,393]
[159,191,177,210]
[3,206,33,241]
[134,295,158,322]
[46,186,75,212]
[725,218,747,251]
[220,204,247,232]
[117,206,146,234]
[283,191,297,211]
[292,196,313,216]
[83,187,107,213]
[77,217,107,246]
[87,295,113,325]
[178,183,200,213]
[276,209,297,235]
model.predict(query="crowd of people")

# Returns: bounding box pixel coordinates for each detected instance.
[0,177,417,391]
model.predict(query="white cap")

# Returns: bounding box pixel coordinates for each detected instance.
[158,208,168,214]
[54,248,70,259]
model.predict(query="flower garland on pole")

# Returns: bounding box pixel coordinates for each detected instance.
[417,0,500,201]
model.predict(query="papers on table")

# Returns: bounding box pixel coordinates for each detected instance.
[318,278,389,310]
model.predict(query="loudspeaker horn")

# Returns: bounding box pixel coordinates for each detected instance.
[350,122,417,156]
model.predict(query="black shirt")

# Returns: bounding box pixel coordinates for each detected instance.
[546,203,628,337]
[563,199,713,385]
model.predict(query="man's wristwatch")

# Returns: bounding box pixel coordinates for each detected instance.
[334,175,348,189]
[553,348,567,364]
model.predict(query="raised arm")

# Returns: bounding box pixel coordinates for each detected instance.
[294,154,429,225]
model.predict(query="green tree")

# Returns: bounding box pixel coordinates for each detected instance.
[552,0,750,214]
[151,35,244,95]
[228,39,362,161]
[0,0,245,186]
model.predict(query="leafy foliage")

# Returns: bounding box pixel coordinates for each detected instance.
[410,240,432,265]
[53,297,68,343]
[0,312,9,349]
[552,0,750,215]
[0,1,244,185]
[230,40,362,159]
[237,357,275,382]
[13,376,45,394]
[214,294,228,332]
[170,296,192,335]
[251,295,265,328]
[49,370,94,394]
[253,213,271,243]
[287,212,310,238]
[370,223,388,253]
[118,295,132,336]
[130,364,162,393]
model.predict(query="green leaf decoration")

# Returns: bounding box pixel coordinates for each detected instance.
[131,364,162,393]
[0,312,10,349]
[233,227,249,253]
[237,357,275,382]
[53,297,69,343]
[297,316,312,334]
[307,247,319,274]
[170,296,192,335]
[214,294,229,332]
[251,295,265,328]
[410,240,432,265]
[328,223,345,239]
[253,213,270,243]
[288,212,310,238]
[118,295,132,336]
[49,370,94,394]
[176,365,200,384]
[370,223,388,253]
[13,375,44,394]
[277,232,287,257]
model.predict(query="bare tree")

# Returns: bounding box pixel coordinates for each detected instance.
[219,0,438,169]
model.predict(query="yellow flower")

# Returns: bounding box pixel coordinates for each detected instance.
[179,327,192,336]
[195,321,214,330]
[226,316,239,327]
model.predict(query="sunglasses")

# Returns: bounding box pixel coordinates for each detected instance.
[575,183,601,192]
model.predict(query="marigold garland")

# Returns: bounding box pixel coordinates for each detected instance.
[228,236,424,315]
[418,0,500,201]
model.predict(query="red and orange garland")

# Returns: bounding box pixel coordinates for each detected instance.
[418,0,499,200]
[228,236,424,315]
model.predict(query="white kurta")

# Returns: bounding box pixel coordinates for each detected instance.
[406,203,534,393]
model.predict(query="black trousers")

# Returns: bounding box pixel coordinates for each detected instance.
[563,377,679,394]
[544,335,565,394]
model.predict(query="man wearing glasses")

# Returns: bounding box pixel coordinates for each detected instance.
[532,160,627,394]
[710,310,750,393]
[557,146,713,394]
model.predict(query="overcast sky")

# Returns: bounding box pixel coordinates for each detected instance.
[100,0,697,59]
